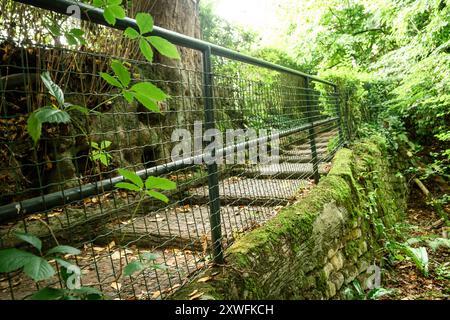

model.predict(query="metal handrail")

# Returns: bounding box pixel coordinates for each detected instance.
[14,0,336,86]
[6,0,343,263]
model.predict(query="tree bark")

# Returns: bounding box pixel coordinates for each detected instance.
[129,0,203,164]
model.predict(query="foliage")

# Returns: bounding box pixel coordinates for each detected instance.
[92,0,126,26]
[89,140,113,166]
[100,60,167,113]
[283,0,449,184]
[27,72,89,145]
[124,13,180,61]
[200,1,257,53]
[0,232,104,300]
[343,280,395,300]
[115,169,176,204]
[123,252,168,277]
[13,2,182,300]
[387,241,430,276]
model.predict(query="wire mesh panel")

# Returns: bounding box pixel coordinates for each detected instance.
[0,0,346,300]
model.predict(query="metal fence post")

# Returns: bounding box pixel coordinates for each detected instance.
[202,46,224,264]
[305,77,320,184]
[334,85,345,145]
[344,89,351,141]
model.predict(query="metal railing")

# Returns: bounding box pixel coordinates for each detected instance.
[0,0,347,300]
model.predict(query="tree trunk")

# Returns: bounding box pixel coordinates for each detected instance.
[130,0,204,164]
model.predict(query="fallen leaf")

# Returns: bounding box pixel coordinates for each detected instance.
[111,251,122,260]
[152,291,161,299]
[189,292,204,300]
[188,290,199,298]
[169,284,181,291]
[107,241,116,250]
[201,234,208,256]
[197,276,212,283]
[111,282,122,291]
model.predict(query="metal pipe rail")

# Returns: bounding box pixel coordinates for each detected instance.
[14,0,336,87]
[0,117,338,222]
[6,0,344,265]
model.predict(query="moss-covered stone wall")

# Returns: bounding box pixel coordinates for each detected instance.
[171,135,408,300]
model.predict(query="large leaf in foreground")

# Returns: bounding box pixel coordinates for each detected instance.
[0,249,36,273]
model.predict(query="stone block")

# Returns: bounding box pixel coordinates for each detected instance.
[330,251,345,271]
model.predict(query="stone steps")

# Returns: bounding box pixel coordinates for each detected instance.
[187,177,310,207]
[98,205,281,251]
[231,163,332,179]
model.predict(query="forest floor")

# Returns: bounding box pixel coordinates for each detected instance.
[381,186,449,300]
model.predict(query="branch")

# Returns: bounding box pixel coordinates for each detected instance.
[352,28,386,36]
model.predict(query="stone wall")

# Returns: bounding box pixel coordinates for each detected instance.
[171,134,408,299]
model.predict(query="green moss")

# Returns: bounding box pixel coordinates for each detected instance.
[169,133,408,301]
[328,148,354,177]
[316,270,329,293]
[344,240,360,261]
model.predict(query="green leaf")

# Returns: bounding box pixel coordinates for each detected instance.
[30,287,65,300]
[145,177,176,190]
[426,238,450,251]
[35,106,71,124]
[72,287,103,295]
[41,72,65,106]
[108,0,123,5]
[124,27,140,40]
[27,112,42,144]
[122,91,134,103]
[118,169,144,189]
[14,232,42,251]
[131,92,160,113]
[131,82,167,101]
[351,280,364,297]
[0,249,36,273]
[139,38,154,62]
[54,258,81,279]
[141,252,158,261]
[148,36,180,59]
[65,34,77,46]
[151,263,169,271]
[23,256,55,282]
[69,28,84,37]
[99,154,111,166]
[100,140,112,149]
[111,60,131,88]
[109,4,125,19]
[115,182,142,192]
[92,0,103,7]
[47,245,81,256]
[66,105,90,114]
[136,13,153,34]
[100,72,123,88]
[400,245,429,276]
[90,152,101,160]
[146,190,169,203]
[104,7,117,25]
[71,287,104,300]
[367,288,395,300]
[123,260,145,277]
[47,24,62,37]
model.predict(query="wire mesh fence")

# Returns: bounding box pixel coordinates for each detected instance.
[0,0,346,300]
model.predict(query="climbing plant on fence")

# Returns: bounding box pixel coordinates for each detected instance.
[0,2,180,300]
